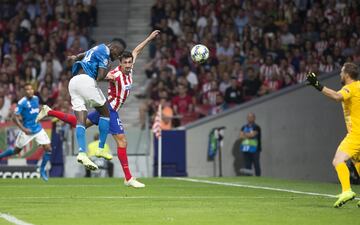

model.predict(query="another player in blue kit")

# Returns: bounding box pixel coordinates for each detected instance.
[0,83,51,181]
[67,42,123,171]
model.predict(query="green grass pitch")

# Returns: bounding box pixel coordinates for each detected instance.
[0,177,359,225]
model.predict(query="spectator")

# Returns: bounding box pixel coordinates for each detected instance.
[219,72,231,95]
[38,53,63,82]
[319,55,337,73]
[224,76,242,106]
[280,24,295,48]
[0,54,16,76]
[172,84,193,117]
[295,60,308,83]
[216,37,234,63]
[0,91,11,123]
[240,112,261,176]
[160,96,173,130]
[243,67,261,100]
[168,10,182,37]
[183,65,198,90]
[259,55,280,81]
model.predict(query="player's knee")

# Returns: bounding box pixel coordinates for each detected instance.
[13,148,21,154]
[115,135,127,148]
[332,157,343,167]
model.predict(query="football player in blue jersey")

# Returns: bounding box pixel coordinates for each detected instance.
[67,41,124,170]
[0,83,52,181]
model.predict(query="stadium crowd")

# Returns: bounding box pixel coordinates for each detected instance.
[142,0,360,128]
[0,0,97,123]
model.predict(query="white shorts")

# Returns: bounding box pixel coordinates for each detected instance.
[68,74,106,111]
[15,129,51,149]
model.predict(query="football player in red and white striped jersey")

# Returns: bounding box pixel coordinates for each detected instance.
[36,30,160,188]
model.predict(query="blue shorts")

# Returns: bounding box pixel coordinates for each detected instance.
[87,103,124,135]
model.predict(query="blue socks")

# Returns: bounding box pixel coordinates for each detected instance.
[40,151,51,170]
[0,148,14,159]
[40,151,51,181]
[98,117,110,149]
[76,125,87,153]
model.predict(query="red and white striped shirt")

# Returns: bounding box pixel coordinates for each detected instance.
[315,40,328,54]
[260,64,280,81]
[319,63,335,73]
[107,66,133,111]
[296,72,307,83]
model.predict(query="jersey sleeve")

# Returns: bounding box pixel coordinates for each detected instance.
[338,85,352,101]
[97,45,110,69]
[15,102,23,115]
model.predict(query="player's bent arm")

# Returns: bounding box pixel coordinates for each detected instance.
[132,30,160,62]
[74,52,86,61]
[321,87,344,102]
[12,114,29,133]
[96,67,108,81]
[68,52,86,61]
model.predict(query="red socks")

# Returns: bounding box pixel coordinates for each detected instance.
[48,110,77,128]
[117,147,132,181]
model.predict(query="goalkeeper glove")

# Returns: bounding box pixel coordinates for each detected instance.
[306,72,324,91]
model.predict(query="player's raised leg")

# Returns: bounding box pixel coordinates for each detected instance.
[0,147,21,159]
[36,105,77,128]
[332,149,356,208]
[36,105,52,123]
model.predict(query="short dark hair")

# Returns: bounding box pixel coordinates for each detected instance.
[343,62,359,80]
[111,38,127,49]
[119,51,133,61]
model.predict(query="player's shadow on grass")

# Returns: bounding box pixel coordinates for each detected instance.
[232,139,244,176]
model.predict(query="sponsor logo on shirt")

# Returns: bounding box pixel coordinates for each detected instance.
[30,108,39,114]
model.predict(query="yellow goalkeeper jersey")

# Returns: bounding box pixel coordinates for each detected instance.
[338,80,360,136]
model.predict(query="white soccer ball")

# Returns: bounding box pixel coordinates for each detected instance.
[191,44,209,63]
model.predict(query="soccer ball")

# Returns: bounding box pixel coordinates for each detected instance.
[191,44,209,63]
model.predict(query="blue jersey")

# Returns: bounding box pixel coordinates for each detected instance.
[72,44,110,80]
[15,96,42,134]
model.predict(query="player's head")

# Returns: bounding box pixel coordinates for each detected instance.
[247,112,256,124]
[108,41,125,61]
[340,62,359,85]
[119,51,133,75]
[24,83,34,98]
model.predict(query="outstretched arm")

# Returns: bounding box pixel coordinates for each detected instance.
[67,52,86,62]
[321,87,344,102]
[306,72,343,102]
[132,30,160,63]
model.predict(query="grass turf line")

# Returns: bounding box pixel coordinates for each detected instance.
[0,177,359,225]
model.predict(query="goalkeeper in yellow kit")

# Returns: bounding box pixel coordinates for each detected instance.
[307,62,360,208]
